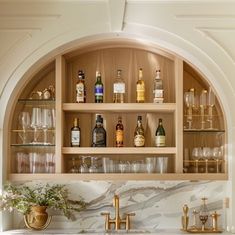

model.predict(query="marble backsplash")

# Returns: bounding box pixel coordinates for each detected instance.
[13,181,227,230]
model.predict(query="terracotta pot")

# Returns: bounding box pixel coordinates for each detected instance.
[24,205,52,230]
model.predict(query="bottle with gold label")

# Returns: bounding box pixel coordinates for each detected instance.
[76,70,86,103]
[134,116,145,147]
[136,68,145,103]
[116,116,124,147]
[71,118,81,147]
[155,118,165,147]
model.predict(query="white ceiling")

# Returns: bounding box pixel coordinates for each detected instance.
[0,0,234,118]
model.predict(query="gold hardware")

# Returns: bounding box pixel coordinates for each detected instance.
[181,204,189,231]
[101,195,135,231]
[211,211,220,232]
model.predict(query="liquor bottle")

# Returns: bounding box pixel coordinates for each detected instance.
[136,68,145,103]
[155,118,166,147]
[76,70,86,103]
[153,69,164,103]
[113,69,125,103]
[92,114,106,147]
[134,116,145,147]
[94,71,103,103]
[116,116,124,147]
[71,118,81,147]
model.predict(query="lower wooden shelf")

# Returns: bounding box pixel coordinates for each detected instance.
[8,173,228,181]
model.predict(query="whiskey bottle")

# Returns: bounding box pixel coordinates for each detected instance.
[153,69,164,103]
[136,68,145,103]
[116,116,124,147]
[94,71,103,103]
[71,118,81,147]
[92,114,106,147]
[113,69,125,103]
[155,118,166,147]
[134,116,145,147]
[76,70,86,103]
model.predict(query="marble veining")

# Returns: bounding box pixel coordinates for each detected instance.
[13,181,226,230]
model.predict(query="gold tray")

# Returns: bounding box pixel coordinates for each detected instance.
[182,228,223,233]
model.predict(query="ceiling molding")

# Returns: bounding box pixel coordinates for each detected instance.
[0,14,61,20]
[175,14,235,19]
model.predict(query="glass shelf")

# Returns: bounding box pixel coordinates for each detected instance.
[184,129,225,133]
[11,143,55,147]
[12,129,55,133]
[18,98,55,106]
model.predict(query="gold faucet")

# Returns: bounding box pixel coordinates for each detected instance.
[101,195,135,231]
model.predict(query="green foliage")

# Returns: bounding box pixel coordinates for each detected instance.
[0,183,86,219]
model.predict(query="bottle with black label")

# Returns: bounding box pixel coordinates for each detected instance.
[76,70,86,103]
[71,118,81,147]
[155,118,166,147]
[92,114,106,147]
[134,116,145,147]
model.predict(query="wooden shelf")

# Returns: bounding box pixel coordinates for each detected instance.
[8,173,228,181]
[62,147,177,155]
[63,103,176,113]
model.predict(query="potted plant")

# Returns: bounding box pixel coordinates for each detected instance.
[0,183,86,230]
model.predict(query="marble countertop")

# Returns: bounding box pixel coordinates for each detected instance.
[2,229,227,235]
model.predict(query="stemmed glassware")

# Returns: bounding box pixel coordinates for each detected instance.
[31,108,42,144]
[41,109,52,145]
[199,197,209,231]
[184,91,194,129]
[200,90,207,129]
[18,112,30,144]
[207,87,215,129]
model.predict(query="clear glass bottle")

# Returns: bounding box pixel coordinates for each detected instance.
[76,70,86,103]
[155,118,166,147]
[153,69,164,103]
[71,117,81,147]
[116,116,124,147]
[136,68,145,103]
[92,114,106,147]
[134,116,145,147]
[113,69,125,103]
[94,71,103,103]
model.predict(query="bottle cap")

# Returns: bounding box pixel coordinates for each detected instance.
[96,114,103,123]
[137,115,142,120]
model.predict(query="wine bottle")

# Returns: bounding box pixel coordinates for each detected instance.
[134,116,145,147]
[136,68,145,103]
[71,118,81,147]
[76,70,86,103]
[92,114,106,147]
[153,69,164,103]
[155,118,165,147]
[116,116,124,147]
[113,69,125,103]
[94,71,103,103]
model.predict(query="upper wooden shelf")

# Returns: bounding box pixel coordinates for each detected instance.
[62,103,176,113]
[62,147,176,155]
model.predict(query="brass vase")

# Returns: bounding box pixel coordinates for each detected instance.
[24,205,52,230]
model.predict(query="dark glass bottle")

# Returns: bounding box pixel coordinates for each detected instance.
[94,71,103,103]
[71,118,81,147]
[155,118,166,147]
[116,116,124,147]
[76,70,86,103]
[92,115,106,147]
[134,116,145,147]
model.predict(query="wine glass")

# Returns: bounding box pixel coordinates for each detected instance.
[184,91,194,129]
[79,156,89,173]
[31,108,42,144]
[207,87,215,129]
[41,109,52,145]
[18,112,30,144]
[89,156,98,173]
[199,197,209,231]
[200,90,207,129]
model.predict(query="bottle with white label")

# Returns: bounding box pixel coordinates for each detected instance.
[113,69,125,103]
[76,70,86,103]
[134,116,145,147]
[71,118,81,147]
[153,69,164,103]
[155,118,165,147]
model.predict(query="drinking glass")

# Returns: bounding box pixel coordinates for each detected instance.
[118,161,130,173]
[145,157,156,173]
[102,157,111,173]
[16,152,29,173]
[200,90,207,129]
[41,109,52,145]
[18,112,30,144]
[45,153,55,173]
[89,156,98,173]
[131,161,142,173]
[79,156,88,173]
[156,157,168,173]
[29,152,41,173]
[184,91,194,129]
[69,157,79,173]
[207,87,215,129]
[31,108,42,144]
